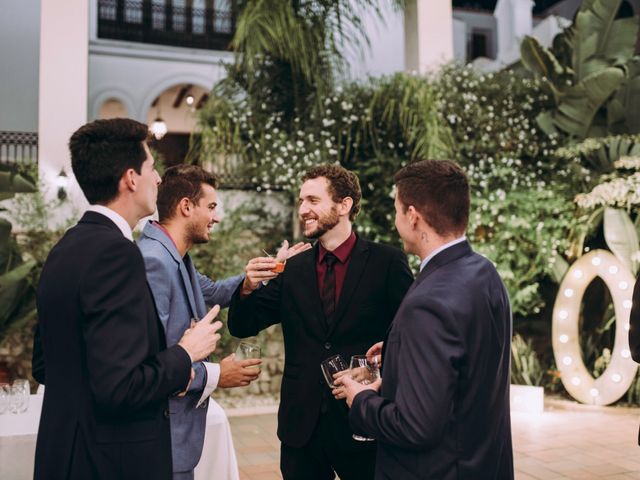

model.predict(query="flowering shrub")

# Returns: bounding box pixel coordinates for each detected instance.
[197,65,585,316]
[435,66,578,316]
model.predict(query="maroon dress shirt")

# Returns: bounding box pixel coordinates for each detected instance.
[316,231,357,305]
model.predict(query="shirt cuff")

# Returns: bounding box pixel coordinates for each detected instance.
[196,361,220,407]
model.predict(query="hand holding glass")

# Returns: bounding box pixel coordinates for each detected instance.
[349,355,380,442]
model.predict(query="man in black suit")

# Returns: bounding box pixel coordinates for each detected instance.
[228,164,413,480]
[628,275,640,444]
[340,160,514,479]
[32,118,223,480]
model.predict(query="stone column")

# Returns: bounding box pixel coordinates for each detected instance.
[38,0,89,216]
[405,0,453,74]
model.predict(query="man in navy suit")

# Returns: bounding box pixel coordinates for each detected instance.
[340,159,514,479]
[32,119,223,480]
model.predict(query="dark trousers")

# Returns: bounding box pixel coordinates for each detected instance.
[280,410,376,480]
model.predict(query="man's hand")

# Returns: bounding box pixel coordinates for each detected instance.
[335,374,382,408]
[178,305,223,362]
[276,240,312,262]
[366,341,384,366]
[240,257,278,296]
[218,353,262,388]
[331,369,350,400]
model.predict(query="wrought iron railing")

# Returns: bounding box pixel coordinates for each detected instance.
[0,131,38,166]
[97,0,236,51]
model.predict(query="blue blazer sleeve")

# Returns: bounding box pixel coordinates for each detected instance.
[198,271,245,308]
[349,302,463,450]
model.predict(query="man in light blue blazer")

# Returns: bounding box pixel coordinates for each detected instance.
[138,165,264,480]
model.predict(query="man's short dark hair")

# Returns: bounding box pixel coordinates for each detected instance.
[302,164,362,221]
[157,164,218,222]
[69,118,149,205]
[394,160,470,237]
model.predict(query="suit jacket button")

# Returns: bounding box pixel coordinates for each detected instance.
[163,409,170,419]
[324,342,331,350]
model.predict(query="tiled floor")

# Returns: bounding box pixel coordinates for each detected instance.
[228,401,640,480]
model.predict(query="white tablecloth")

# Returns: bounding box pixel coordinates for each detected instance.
[0,395,239,480]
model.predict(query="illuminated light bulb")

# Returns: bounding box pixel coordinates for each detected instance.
[558,310,569,320]
[573,269,583,279]
[592,257,601,266]
[590,388,599,397]
[621,349,631,359]
[624,300,633,309]
[608,265,619,274]
[564,288,574,298]
[559,334,569,343]
[562,356,572,366]
[571,377,581,386]
[611,373,622,383]
[619,281,629,290]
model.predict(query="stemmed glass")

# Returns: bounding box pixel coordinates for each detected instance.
[349,355,380,442]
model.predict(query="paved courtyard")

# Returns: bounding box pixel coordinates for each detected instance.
[228,400,640,480]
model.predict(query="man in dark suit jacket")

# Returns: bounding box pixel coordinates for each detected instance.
[629,274,640,444]
[340,160,514,480]
[228,164,413,480]
[32,118,223,480]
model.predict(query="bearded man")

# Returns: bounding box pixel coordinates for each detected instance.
[228,164,414,480]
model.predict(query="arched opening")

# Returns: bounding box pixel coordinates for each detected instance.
[145,83,209,168]
[617,1,635,18]
[98,98,128,119]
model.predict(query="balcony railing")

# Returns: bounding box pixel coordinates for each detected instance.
[0,131,38,166]
[97,0,236,51]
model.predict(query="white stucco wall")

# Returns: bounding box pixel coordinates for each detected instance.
[453,9,498,60]
[345,1,405,80]
[0,0,41,132]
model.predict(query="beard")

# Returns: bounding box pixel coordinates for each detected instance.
[301,206,340,239]
[186,220,211,245]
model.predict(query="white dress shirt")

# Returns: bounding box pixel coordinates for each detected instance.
[86,205,133,241]
[420,236,467,272]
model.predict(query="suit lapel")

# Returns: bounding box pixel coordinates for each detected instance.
[326,237,369,337]
[140,222,199,320]
[291,243,327,337]
[179,257,200,320]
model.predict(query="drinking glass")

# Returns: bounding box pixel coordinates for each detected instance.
[235,342,261,367]
[0,383,9,414]
[320,354,348,389]
[12,379,30,413]
[349,355,380,442]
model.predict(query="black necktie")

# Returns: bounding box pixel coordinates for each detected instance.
[321,253,338,319]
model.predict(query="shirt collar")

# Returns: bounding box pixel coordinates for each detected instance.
[150,221,180,252]
[420,236,467,272]
[318,231,357,264]
[86,205,133,241]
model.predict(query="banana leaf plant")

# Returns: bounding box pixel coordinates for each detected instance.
[521,0,640,139]
[0,165,37,344]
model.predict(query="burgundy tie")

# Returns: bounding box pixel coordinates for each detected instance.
[321,253,338,319]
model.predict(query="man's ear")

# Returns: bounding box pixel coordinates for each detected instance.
[340,196,354,216]
[178,197,192,217]
[121,168,137,192]
[407,205,420,229]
